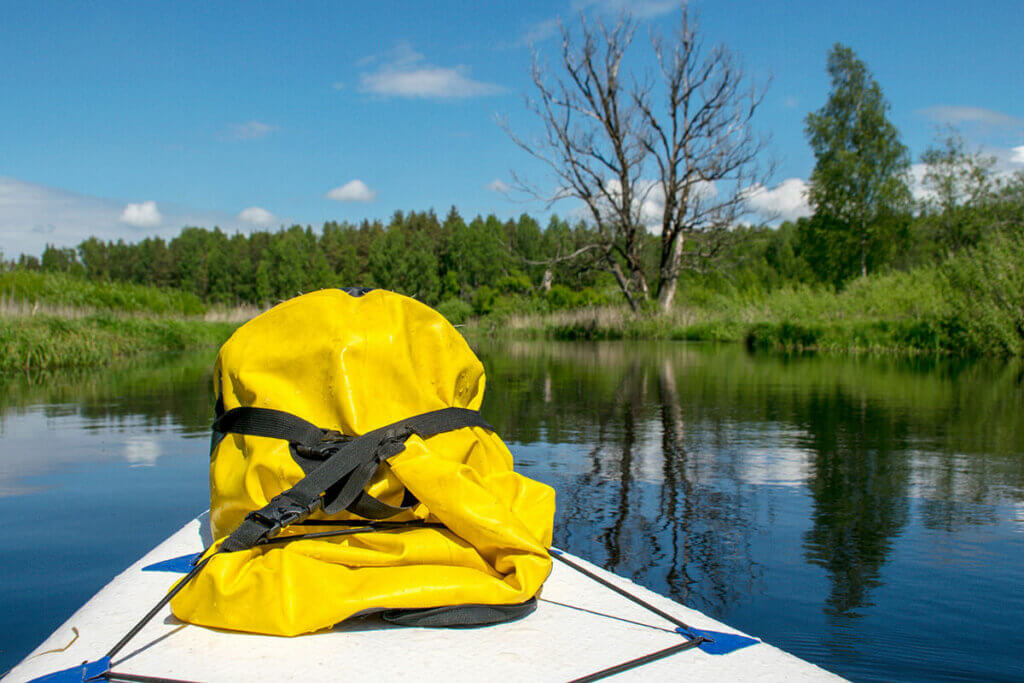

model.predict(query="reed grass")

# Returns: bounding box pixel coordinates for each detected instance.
[0,314,238,372]
[0,270,207,316]
[470,234,1024,356]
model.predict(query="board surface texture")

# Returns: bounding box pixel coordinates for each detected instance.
[7,514,842,682]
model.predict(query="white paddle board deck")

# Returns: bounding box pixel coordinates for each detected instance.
[7,513,841,682]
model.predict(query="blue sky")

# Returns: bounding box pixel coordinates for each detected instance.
[2,0,1022,256]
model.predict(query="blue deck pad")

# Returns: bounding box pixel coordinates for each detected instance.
[142,551,203,573]
[27,656,110,682]
[678,627,760,655]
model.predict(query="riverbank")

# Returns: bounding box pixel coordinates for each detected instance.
[0,271,254,371]
[4,229,1022,366]
[467,237,1024,356]
[470,308,976,356]
[0,314,237,372]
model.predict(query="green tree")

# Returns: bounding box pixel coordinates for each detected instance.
[41,244,84,276]
[369,223,440,303]
[919,128,997,252]
[805,44,911,282]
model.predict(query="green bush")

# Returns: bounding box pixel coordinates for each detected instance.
[495,271,533,295]
[472,286,498,315]
[545,285,578,311]
[0,270,206,315]
[436,297,474,325]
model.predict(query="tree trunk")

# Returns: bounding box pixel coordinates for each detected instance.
[606,252,639,312]
[657,233,684,312]
[860,228,867,278]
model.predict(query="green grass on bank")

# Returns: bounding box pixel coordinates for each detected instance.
[0,314,237,372]
[0,270,207,316]
[471,233,1024,356]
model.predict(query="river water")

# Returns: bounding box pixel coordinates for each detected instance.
[1,342,1022,680]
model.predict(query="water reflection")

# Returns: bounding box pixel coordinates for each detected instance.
[0,351,217,673]
[1,342,1022,681]
[0,351,216,496]
[478,341,1024,680]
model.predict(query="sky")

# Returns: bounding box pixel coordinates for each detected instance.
[1,0,1022,257]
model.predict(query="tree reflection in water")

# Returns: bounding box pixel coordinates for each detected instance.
[2,340,1022,680]
[478,340,1024,646]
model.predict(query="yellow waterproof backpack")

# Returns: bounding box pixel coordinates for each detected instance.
[170,288,555,636]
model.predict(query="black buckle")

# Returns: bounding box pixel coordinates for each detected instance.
[245,492,320,542]
[294,430,352,460]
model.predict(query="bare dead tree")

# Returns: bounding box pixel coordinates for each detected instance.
[503,14,651,311]
[503,4,770,312]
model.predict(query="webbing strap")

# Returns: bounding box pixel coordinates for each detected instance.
[215,406,492,552]
[213,407,327,447]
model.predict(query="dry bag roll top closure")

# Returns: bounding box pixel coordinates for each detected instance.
[170,288,556,636]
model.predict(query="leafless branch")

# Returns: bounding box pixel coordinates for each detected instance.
[502,3,770,311]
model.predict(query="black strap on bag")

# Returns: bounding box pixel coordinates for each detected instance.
[212,405,493,552]
[210,404,538,629]
[93,404,529,666]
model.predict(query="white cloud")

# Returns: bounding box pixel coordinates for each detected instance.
[744,178,812,222]
[359,42,504,99]
[238,206,277,226]
[520,17,562,45]
[228,120,278,140]
[521,0,677,45]
[919,106,1023,129]
[908,163,932,202]
[326,179,376,202]
[0,176,261,257]
[1011,146,1024,164]
[488,179,512,193]
[570,178,717,234]
[119,201,162,227]
[573,0,678,19]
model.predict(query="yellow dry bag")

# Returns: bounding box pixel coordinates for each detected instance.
[170,288,555,636]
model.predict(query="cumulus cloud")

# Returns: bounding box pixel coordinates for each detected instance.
[359,43,504,99]
[919,106,1023,130]
[0,176,257,257]
[238,206,277,226]
[228,120,278,140]
[119,201,162,227]
[326,179,376,202]
[1011,146,1024,164]
[571,178,717,234]
[743,178,812,222]
[487,179,512,193]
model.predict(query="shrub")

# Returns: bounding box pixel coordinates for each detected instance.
[472,286,498,315]
[545,285,577,311]
[436,297,474,325]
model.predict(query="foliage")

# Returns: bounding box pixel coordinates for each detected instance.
[435,297,474,326]
[0,269,206,315]
[918,129,999,252]
[480,229,1024,356]
[0,314,235,372]
[804,44,911,283]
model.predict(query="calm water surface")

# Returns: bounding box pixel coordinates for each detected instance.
[1,342,1022,681]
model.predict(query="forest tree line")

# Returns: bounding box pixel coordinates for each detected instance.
[6,160,1024,322]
